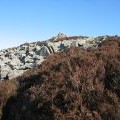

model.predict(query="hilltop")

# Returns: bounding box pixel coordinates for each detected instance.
[0,36,119,120]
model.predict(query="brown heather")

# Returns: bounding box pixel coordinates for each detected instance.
[0,37,120,120]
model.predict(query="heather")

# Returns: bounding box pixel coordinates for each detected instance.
[0,37,120,120]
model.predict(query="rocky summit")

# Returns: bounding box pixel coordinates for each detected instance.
[0,36,120,120]
[0,33,106,80]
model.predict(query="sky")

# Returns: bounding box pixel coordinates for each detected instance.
[0,0,120,50]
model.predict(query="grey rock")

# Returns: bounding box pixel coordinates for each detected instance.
[8,70,25,80]
[36,46,51,56]
[0,65,11,79]
[24,63,35,69]
[25,56,34,63]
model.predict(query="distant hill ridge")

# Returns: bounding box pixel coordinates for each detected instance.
[0,33,115,80]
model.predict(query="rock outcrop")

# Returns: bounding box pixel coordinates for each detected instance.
[0,33,106,80]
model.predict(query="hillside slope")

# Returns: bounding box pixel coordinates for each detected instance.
[0,37,120,120]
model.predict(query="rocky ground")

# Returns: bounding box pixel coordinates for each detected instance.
[0,33,106,80]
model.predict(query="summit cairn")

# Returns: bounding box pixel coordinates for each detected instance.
[53,32,67,41]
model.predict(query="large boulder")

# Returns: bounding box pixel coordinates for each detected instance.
[35,56,44,65]
[0,65,11,80]
[8,70,25,80]
[35,46,51,56]
[25,55,34,63]
[9,57,23,70]
[24,63,35,69]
